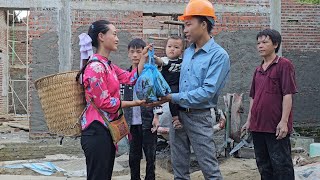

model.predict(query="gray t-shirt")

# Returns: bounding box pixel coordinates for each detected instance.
[131,90,142,125]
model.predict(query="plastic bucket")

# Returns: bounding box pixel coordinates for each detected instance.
[310,143,320,158]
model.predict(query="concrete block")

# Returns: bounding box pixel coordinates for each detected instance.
[236,147,255,159]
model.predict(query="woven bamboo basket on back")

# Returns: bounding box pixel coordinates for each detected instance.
[34,71,85,136]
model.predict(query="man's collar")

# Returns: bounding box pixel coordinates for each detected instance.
[258,55,280,72]
[190,38,215,53]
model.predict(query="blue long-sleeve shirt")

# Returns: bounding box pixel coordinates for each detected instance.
[171,38,230,109]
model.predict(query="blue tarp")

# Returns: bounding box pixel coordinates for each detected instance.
[3,162,66,176]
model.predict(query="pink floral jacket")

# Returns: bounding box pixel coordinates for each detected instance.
[81,54,138,130]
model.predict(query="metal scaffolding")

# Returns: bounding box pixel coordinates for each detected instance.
[6,10,29,120]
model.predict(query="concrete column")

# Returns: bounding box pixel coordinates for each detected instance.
[270,0,282,56]
[58,0,72,72]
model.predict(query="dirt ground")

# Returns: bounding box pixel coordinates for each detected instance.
[2,116,319,180]
[190,158,259,180]
[137,158,259,180]
[0,116,260,180]
[0,155,259,180]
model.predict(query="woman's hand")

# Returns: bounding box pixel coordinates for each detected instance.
[144,99,167,108]
[138,44,154,76]
[135,99,146,106]
[121,100,146,108]
[141,44,154,62]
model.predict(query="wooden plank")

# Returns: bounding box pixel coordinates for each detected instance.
[148,36,168,40]
[6,121,29,131]
[154,46,165,50]
[0,115,14,122]
[143,12,182,17]
[159,20,184,26]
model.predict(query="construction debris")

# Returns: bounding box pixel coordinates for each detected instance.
[6,121,29,131]
[295,162,320,180]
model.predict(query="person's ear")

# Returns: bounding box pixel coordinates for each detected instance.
[274,42,279,50]
[201,21,207,31]
[98,32,104,43]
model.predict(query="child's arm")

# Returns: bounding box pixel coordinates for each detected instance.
[154,55,164,67]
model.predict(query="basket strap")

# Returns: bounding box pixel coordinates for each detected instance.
[76,59,112,83]
[76,59,99,83]
[88,97,111,127]
[79,59,120,126]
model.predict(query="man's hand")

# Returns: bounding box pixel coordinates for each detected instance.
[276,120,288,140]
[241,119,250,133]
[151,115,160,133]
[160,94,172,102]
[145,94,172,107]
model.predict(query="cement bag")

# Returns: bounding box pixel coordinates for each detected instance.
[224,93,243,143]
[134,49,171,102]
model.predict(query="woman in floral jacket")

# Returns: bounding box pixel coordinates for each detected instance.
[80,20,149,180]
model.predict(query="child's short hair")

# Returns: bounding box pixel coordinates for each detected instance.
[128,38,146,50]
[167,35,185,50]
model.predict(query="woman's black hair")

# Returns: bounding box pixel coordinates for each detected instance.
[88,20,111,48]
[256,29,282,53]
[194,16,214,34]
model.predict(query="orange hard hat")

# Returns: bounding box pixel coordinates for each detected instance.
[178,0,217,21]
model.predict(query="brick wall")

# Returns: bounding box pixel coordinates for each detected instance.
[0,11,6,52]
[143,16,175,56]
[0,10,6,114]
[281,0,320,51]
[71,10,143,38]
[142,0,270,55]
[9,23,28,67]
[29,7,59,39]
[71,10,144,69]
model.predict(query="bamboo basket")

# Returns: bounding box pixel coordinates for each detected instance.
[34,71,85,136]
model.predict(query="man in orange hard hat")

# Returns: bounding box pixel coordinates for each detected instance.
[159,0,230,179]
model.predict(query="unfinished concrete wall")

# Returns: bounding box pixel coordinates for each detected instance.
[281,0,320,126]
[215,30,263,124]
[29,8,59,133]
[283,51,320,127]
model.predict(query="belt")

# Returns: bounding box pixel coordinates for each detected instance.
[178,106,210,113]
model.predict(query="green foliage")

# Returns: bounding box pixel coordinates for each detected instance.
[298,0,320,4]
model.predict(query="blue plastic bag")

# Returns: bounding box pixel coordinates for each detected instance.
[134,48,171,102]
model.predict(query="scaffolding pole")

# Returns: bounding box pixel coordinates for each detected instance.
[6,10,29,120]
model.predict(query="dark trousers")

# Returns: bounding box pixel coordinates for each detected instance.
[252,132,294,180]
[129,125,157,180]
[169,85,179,117]
[81,121,116,180]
